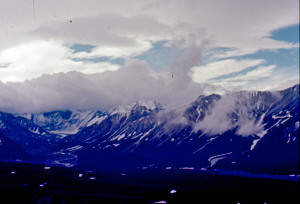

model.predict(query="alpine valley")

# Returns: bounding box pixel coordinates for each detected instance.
[0,84,299,176]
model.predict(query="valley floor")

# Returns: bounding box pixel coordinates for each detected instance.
[0,162,299,204]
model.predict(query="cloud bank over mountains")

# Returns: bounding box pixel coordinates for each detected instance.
[0,58,222,113]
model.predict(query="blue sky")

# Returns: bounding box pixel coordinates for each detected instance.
[271,24,299,43]
[68,23,299,78]
[67,23,299,90]
[203,24,299,88]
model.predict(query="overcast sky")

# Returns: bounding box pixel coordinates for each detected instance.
[0,0,299,113]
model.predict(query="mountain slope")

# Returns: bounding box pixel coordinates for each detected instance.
[0,85,299,175]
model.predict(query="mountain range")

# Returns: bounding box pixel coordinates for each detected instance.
[0,84,299,175]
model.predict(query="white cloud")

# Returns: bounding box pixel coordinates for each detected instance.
[72,39,152,59]
[236,118,264,137]
[0,56,226,114]
[194,92,269,136]
[0,40,119,82]
[212,39,298,59]
[206,65,299,91]
[191,59,265,83]
[194,96,236,135]
[0,0,298,53]
[228,65,276,81]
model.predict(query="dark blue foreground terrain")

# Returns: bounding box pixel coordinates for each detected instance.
[0,162,299,204]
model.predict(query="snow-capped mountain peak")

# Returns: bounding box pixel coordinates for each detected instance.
[0,85,298,175]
